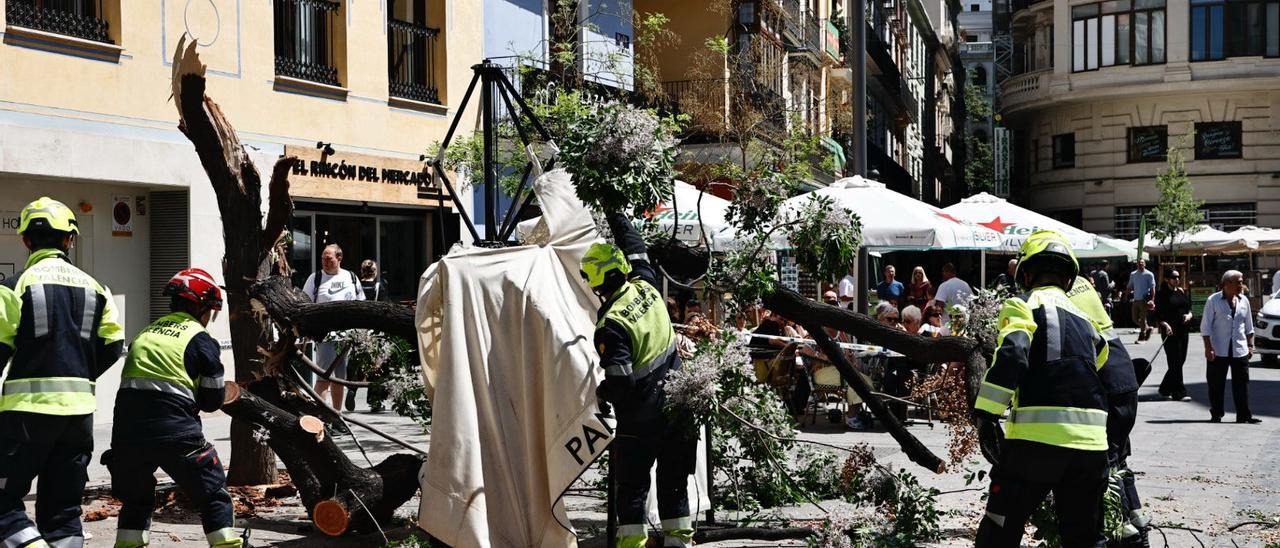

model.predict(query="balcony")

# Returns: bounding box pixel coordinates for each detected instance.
[5,0,111,43]
[387,19,441,105]
[274,0,341,87]
[960,41,993,56]
[781,0,803,43]
[999,68,1050,111]
[804,13,821,54]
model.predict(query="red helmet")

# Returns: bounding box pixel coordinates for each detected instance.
[164,268,224,311]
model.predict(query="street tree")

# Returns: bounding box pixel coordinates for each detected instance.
[1149,134,1204,254]
[963,71,995,195]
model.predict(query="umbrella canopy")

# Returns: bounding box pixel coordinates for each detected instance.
[779,177,1002,249]
[941,192,1097,252]
[1229,226,1280,252]
[1135,225,1256,255]
[516,181,735,249]
[1077,235,1147,260]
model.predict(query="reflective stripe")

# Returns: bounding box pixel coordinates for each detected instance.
[660,516,693,531]
[2,378,94,395]
[634,342,676,379]
[79,287,95,341]
[199,376,224,389]
[1130,510,1150,528]
[46,536,81,548]
[625,253,649,263]
[977,383,1014,407]
[205,527,238,545]
[4,527,41,548]
[617,524,647,537]
[121,378,193,401]
[1042,304,1061,361]
[114,529,148,545]
[663,537,690,547]
[985,511,1006,527]
[29,284,49,337]
[604,364,632,377]
[1011,407,1107,426]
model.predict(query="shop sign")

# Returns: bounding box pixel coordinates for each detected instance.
[284,145,447,208]
[112,196,134,237]
[0,210,20,235]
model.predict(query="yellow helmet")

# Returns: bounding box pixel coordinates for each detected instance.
[1015,229,1078,284]
[580,242,632,288]
[18,197,79,235]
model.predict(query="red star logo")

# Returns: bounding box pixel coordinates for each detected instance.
[643,204,672,219]
[935,212,962,223]
[979,216,1015,233]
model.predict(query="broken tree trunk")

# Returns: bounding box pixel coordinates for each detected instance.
[221,380,424,535]
[171,35,293,485]
[248,276,418,343]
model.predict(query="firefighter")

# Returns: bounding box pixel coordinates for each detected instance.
[0,197,125,548]
[973,230,1110,548]
[581,213,696,548]
[1067,276,1150,547]
[105,268,240,548]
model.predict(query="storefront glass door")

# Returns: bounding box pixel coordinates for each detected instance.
[288,210,428,304]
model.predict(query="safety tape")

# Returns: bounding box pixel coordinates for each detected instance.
[678,327,904,358]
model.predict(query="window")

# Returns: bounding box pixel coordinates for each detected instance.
[275,0,342,86]
[388,0,442,104]
[971,3,980,10]
[1053,133,1076,168]
[1073,0,1165,72]
[974,66,987,86]
[1192,0,1280,60]
[1127,126,1168,162]
[1114,206,1154,239]
[1194,121,1243,159]
[5,0,112,43]
[1115,203,1256,238]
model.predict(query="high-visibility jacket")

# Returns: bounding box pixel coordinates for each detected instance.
[115,311,226,444]
[974,285,1109,451]
[1067,275,1140,463]
[0,248,124,415]
[596,280,676,380]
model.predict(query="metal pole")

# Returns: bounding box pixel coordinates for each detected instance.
[482,67,497,242]
[848,0,868,177]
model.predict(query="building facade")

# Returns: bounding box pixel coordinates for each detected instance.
[959,0,995,142]
[0,0,480,416]
[998,0,1280,235]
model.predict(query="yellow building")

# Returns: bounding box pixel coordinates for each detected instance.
[0,0,482,416]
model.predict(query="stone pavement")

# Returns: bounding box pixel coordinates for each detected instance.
[22,331,1280,545]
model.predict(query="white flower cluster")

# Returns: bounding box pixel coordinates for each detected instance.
[964,287,1010,349]
[664,332,751,417]
[583,106,675,169]
[809,502,883,548]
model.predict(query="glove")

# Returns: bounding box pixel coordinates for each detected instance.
[975,411,1004,466]
[595,384,613,417]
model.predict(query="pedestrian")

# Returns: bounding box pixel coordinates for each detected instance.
[302,244,366,410]
[106,269,241,548]
[1127,259,1156,342]
[837,265,857,310]
[1066,274,1150,546]
[1155,270,1192,401]
[875,265,904,308]
[0,197,126,547]
[359,259,388,302]
[931,262,973,331]
[1200,270,1260,424]
[972,230,1110,548]
[991,258,1018,294]
[905,266,933,309]
[584,212,697,548]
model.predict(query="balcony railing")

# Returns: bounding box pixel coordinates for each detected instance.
[388,19,440,104]
[274,0,341,86]
[960,41,993,55]
[804,13,821,54]
[1000,68,1050,110]
[5,0,111,43]
[782,0,803,40]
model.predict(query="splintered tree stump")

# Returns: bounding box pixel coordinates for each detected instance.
[222,380,425,534]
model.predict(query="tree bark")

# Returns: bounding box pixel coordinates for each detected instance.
[248,276,418,343]
[221,381,425,535]
[171,35,288,485]
[692,526,816,542]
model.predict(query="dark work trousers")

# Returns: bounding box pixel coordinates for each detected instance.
[105,439,235,539]
[1158,331,1189,397]
[0,412,93,547]
[976,439,1109,548]
[612,421,697,532]
[1207,357,1253,420]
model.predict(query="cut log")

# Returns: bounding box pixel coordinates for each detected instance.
[221,380,425,534]
[299,415,326,442]
[248,275,417,343]
[692,527,816,542]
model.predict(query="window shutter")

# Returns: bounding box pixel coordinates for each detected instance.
[148,191,190,322]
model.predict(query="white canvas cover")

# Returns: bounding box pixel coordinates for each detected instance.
[1136,225,1256,255]
[941,192,1098,252]
[415,169,708,547]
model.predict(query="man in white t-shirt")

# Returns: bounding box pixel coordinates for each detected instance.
[301,244,365,410]
[837,266,857,310]
[931,262,972,331]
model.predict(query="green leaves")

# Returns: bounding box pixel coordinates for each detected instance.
[1150,134,1204,253]
[782,194,862,283]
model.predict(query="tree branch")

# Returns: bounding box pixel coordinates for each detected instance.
[262,157,296,254]
[248,276,418,342]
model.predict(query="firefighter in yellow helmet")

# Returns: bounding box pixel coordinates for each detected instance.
[973,230,1110,548]
[0,197,125,548]
[581,214,695,548]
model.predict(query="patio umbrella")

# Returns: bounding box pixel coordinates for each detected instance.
[1077,235,1147,261]
[1229,226,1280,252]
[778,176,1002,250]
[1135,225,1257,255]
[516,181,735,249]
[941,192,1098,252]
